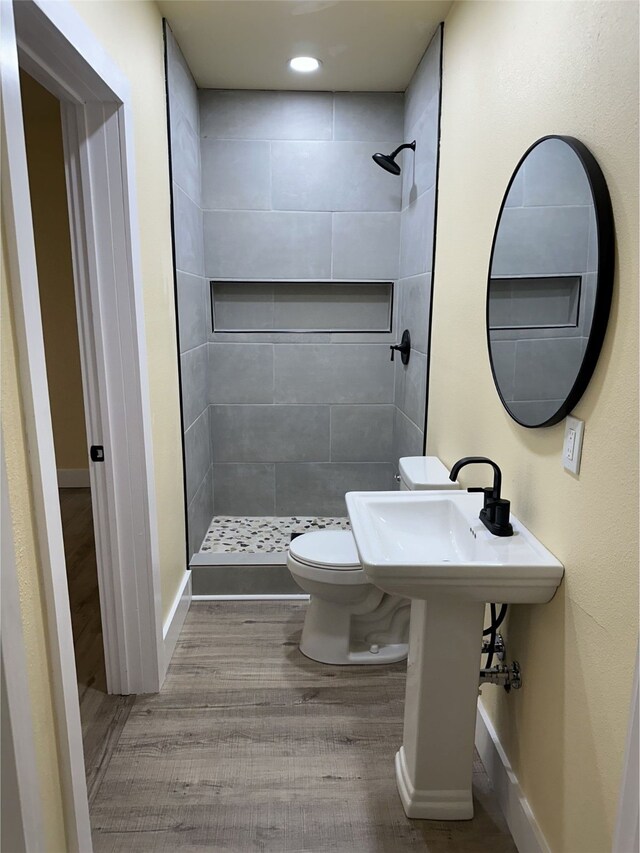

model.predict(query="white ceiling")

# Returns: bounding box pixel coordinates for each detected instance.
[157,1,453,92]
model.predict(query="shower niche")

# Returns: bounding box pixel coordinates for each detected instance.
[211,280,394,333]
[164,21,443,594]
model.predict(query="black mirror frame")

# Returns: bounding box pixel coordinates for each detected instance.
[485,135,615,428]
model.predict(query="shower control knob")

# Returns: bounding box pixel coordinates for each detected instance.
[390,329,411,365]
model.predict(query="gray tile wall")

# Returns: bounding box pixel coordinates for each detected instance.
[200,89,407,516]
[166,25,212,555]
[489,137,596,417]
[393,27,442,462]
[166,30,443,544]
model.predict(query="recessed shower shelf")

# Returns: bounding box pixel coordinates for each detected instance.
[488,274,582,330]
[211,279,394,333]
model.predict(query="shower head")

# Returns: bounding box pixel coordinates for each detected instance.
[372,152,402,175]
[372,141,416,175]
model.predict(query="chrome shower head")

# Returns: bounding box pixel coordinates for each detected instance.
[372,140,416,175]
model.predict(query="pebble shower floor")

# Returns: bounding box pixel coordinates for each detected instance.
[199,516,351,554]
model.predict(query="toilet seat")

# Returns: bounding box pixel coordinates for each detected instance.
[289,530,360,569]
[288,531,367,586]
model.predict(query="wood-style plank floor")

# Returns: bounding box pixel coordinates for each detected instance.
[59,488,135,804]
[61,489,516,852]
[91,602,516,852]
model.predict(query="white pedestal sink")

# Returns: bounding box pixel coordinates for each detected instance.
[346,490,563,821]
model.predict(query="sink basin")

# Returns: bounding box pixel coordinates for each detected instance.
[346,490,563,603]
[345,488,564,821]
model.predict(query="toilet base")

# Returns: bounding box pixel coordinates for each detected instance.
[299,593,409,665]
[300,640,408,666]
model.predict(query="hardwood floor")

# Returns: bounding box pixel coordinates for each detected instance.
[89,601,516,852]
[61,489,516,852]
[59,488,135,804]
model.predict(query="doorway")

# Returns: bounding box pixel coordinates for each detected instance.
[19,62,138,806]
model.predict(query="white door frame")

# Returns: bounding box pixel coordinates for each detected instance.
[7,0,164,695]
[1,436,46,853]
[2,0,164,845]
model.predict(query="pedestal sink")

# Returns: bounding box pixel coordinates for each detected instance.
[346,490,563,820]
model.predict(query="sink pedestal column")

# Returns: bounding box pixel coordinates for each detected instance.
[395,597,485,820]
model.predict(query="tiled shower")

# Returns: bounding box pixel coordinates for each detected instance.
[165,23,442,593]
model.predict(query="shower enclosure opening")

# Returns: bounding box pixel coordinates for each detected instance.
[164,22,443,596]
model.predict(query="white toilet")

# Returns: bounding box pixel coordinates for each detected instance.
[287,456,460,665]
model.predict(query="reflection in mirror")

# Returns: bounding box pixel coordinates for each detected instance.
[487,136,614,427]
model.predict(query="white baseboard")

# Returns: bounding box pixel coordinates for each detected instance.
[613,645,639,853]
[57,468,90,488]
[475,701,551,853]
[162,570,191,677]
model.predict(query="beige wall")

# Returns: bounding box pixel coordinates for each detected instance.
[430,3,639,851]
[69,0,185,619]
[20,71,88,472]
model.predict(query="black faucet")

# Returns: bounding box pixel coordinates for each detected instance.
[449,457,514,537]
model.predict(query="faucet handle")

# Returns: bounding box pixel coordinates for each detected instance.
[467,486,495,508]
[390,329,411,365]
[483,498,513,536]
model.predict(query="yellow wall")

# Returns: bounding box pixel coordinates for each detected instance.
[20,71,88,472]
[1,225,67,850]
[69,0,185,619]
[430,3,639,851]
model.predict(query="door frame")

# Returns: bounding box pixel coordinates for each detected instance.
[2,0,165,845]
[8,0,164,694]
[1,436,46,853]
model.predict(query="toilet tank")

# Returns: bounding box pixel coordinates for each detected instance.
[399,456,460,491]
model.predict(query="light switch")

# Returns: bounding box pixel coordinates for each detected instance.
[563,416,584,475]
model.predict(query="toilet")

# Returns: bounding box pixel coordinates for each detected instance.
[287,456,460,665]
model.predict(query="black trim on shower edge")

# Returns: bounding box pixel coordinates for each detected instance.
[422,22,446,453]
[163,18,191,569]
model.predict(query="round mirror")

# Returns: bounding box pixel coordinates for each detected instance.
[486,135,614,428]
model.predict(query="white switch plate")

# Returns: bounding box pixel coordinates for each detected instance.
[563,415,584,474]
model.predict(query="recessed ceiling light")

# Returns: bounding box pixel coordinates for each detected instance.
[288,56,321,73]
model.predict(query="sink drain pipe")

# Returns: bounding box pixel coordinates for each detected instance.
[483,603,508,668]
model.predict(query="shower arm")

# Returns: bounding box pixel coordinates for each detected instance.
[389,141,416,159]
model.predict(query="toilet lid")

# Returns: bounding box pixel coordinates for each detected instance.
[289,530,361,569]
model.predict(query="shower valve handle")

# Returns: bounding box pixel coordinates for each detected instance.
[390,329,411,365]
